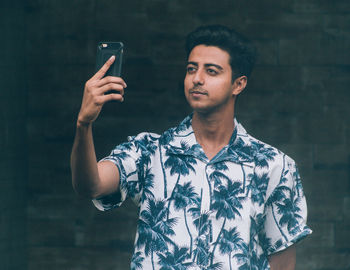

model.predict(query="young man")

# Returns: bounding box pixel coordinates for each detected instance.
[71,25,312,269]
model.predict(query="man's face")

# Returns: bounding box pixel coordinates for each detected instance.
[184,45,235,114]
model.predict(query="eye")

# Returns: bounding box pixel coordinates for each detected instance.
[186,66,196,74]
[207,68,218,75]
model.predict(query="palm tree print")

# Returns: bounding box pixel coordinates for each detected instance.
[131,251,144,270]
[229,137,252,160]
[210,181,246,266]
[217,226,244,270]
[193,233,211,267]
[266,184,291,242]
[137,199,178,270]
[276,188,303,236]
[157,246,194,269]
[172,181,200,256]
[186,189,215,266]
[251,141,277,169]
[208,162,230,188]
[278,154,289,185]
[140,167,155,203]
[205,162,230,208]
[159,129,175,198]
[202,262,223,270]
[176,115,192,132]
[292,165,303,197]
[188,189,213,244]
[211,181,245,220]
[233,242,250,270]
[189,208,214,266]
[165,141,197,177]
[247,215,267,270]
[258,231,272,253]
[116,141,133,152]
[165,141,197,217]
[134,134,158,158]
[95,116,311,269]
[135,135,158,182]
[246,172,269,206]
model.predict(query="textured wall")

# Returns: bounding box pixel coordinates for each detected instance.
[0,1,27,270]
[1,0,349,269]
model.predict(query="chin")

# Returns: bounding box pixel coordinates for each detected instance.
[191,105,214,115]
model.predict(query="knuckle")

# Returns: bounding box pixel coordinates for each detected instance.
[108,82,116,89]
[93,97,102,106]
[103,76,111,83]
[85,80,95,89]
[106,76,116,82]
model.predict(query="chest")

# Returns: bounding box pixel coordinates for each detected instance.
[142,154,269,245]
[149,152,268,209]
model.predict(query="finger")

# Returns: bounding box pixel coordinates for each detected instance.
[97,76,127,88]
[98,83,125,96]
[100,93,124,103]
[92,55,115,80]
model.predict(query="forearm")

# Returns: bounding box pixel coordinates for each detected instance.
[268,245,296,270]
[71,55,125,198]
[70,122,101,198]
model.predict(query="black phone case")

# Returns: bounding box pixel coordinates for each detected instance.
[95,42,123,77]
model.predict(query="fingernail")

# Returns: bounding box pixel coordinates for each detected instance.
[110,55,115,61]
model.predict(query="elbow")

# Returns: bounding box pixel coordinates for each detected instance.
[71,167,102,199]
[72,178,101,199]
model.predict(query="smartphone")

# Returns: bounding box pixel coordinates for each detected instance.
[95,42,123,77]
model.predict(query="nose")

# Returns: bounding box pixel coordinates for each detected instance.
[193,69,204,85]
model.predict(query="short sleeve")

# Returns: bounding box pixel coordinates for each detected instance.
[262,155,312,255]
[92,133,151,211]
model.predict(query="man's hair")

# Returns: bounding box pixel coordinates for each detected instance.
[185,25,257,79]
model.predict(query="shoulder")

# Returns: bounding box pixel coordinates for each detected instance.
[121,115,193,151]
[126,132,161,151]
[243,129,297,170]
[245,132,300,193]
[158,116,192,145]
[119,115,190,151]
[128,132,161,142]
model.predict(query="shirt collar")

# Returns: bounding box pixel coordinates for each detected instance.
[165,115,254,164]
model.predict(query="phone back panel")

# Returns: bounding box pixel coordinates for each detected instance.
[96,42,123,77]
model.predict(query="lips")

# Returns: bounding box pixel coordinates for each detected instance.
[189,88,208,95]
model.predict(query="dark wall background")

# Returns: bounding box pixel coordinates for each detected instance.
[1,0,350,269]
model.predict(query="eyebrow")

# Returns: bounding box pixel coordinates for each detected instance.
[187,61,224,71]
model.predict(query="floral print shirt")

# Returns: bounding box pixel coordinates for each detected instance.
[93,115,312,270]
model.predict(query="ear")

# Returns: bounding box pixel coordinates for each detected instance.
[231,76,247,96]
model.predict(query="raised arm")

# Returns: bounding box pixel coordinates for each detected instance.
[70,56,126,198]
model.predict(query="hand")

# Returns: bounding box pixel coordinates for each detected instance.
[77,55,127,126]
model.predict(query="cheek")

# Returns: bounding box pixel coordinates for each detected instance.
[184,76,191,90]
[211,81,234,98]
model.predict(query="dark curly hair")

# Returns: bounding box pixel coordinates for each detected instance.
[185,25,257,79]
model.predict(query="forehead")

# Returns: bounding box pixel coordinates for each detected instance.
[187,45,231,67]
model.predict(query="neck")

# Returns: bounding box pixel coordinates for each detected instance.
[192,107,235,148]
